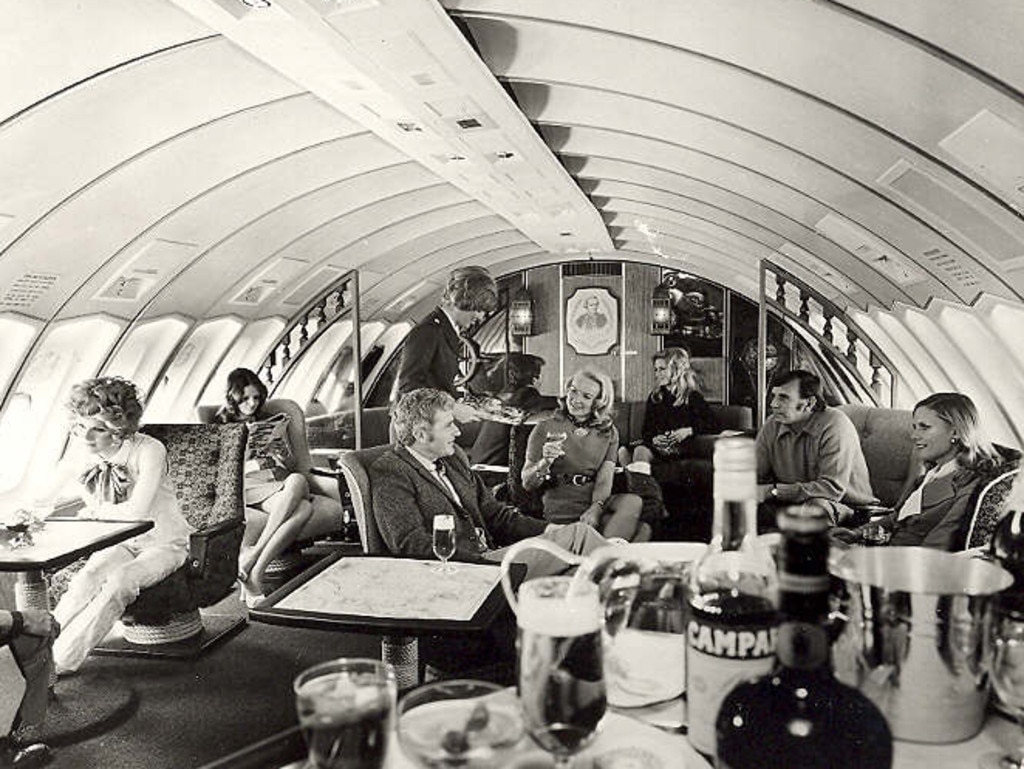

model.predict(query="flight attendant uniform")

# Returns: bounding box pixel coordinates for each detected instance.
[396,307,462,396]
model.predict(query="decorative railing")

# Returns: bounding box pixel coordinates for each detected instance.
[762,262,896,407]
[259,270,357,392]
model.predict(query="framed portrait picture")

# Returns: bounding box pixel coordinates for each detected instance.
[566,287,619,355]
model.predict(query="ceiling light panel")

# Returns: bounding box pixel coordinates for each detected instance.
[940,110,1024,213]
[168,0,611,255]
[815,213,926,287]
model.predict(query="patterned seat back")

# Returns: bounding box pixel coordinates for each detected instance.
[965,468,1021,550]
[139,423,246,531]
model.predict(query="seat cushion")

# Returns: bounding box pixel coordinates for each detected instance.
[122,566,193,623]
[837,404,914,507]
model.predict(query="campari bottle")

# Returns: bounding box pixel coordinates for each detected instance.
[715,505,893,769]
[686,437,777,758]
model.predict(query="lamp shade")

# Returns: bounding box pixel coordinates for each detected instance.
[651,287,672,334]
[510,290,534,336]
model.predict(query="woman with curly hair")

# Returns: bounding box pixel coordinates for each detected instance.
[48,377,192,673]
[521,369,649,542]
[216,368,341,603]
[619,346,719,469]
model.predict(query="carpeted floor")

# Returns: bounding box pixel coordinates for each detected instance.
[40,590,380,769]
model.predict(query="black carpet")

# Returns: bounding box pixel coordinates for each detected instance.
[43,590,379,769]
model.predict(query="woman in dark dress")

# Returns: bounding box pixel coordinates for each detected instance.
[619,346,719,469]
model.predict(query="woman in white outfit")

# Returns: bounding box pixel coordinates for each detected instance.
[48,377,192,674]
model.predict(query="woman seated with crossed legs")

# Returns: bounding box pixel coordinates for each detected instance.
[522,368,650,542]
[49,377,193,673]
[215,368,342,602]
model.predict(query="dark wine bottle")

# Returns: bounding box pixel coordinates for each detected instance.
[686,437,777,757]
[991,505,1024,611]
[714,505,893,769]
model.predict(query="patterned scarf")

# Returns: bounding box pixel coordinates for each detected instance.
[80,461,131,504]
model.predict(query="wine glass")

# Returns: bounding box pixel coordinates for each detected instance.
[433,514,456,574]
[397,679,523,768]
[980,605,1024,769]
[546,431,568,448]
[517,576,606,768]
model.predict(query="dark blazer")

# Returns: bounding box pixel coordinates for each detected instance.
[369,445,547,560]
[396,307,462,396]
[888,447,1020,550]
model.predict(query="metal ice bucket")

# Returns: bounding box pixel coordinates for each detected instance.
[830,546,1012,743]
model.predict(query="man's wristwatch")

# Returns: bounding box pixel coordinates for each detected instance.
[769,484,779,499]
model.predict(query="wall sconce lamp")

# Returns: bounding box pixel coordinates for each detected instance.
[651,287,672,334]
[510,289,535,336]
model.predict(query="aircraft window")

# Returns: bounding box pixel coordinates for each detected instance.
[0,314,39,398]
[847,309,927,411]
[104,317,190,395]
[313,323,386,413]
[876,309,954,397]
[274,319,353,407]
[146,317,243,423]
[935,303,1024,446]
[199,318,285,408]
[902,308,1016,446]
[0,316,122,495]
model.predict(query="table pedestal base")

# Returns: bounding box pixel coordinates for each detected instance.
[381,635,418,691]
[15,571,50,611]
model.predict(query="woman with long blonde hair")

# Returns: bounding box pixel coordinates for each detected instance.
[619,346,719,468]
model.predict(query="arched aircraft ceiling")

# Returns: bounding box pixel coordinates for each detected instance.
[2,0,1024,332]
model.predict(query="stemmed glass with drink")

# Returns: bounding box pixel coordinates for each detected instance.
[516,576,606,768]
[397,679,523,768]
[293,658,396,769]
[433,514,456,574]
[980,603,1024,769]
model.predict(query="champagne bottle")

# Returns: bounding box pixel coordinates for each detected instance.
[686,437,777,757]
[715,505,893,769]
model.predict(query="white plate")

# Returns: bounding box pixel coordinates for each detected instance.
[388,711,709,769]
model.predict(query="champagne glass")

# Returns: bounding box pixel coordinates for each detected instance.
[433,514,456,574]
[397,679,523,768]
[980,605,1024,769]
[517,576,606,768]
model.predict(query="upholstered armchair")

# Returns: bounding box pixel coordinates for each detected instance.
[115,423,247,648]
[195,399,346,582]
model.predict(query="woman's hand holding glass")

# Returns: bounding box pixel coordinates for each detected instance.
[542,432,567,461]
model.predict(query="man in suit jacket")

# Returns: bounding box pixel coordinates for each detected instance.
[1,608,58,766]
[396,267,498,399]
[371,388,609,579]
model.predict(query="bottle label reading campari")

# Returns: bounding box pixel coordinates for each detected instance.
[686,609,777,755]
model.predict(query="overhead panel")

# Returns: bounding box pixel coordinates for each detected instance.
[880,160,1024,271]
[814,213,926,289]
[230,256,310,306]
[167,0,612,256]
[93,239,199,303]
[939,110,1024,214]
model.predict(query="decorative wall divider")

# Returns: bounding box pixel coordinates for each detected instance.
[762,262,896,408]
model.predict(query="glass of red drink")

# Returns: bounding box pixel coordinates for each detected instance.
[293,658,397,769]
